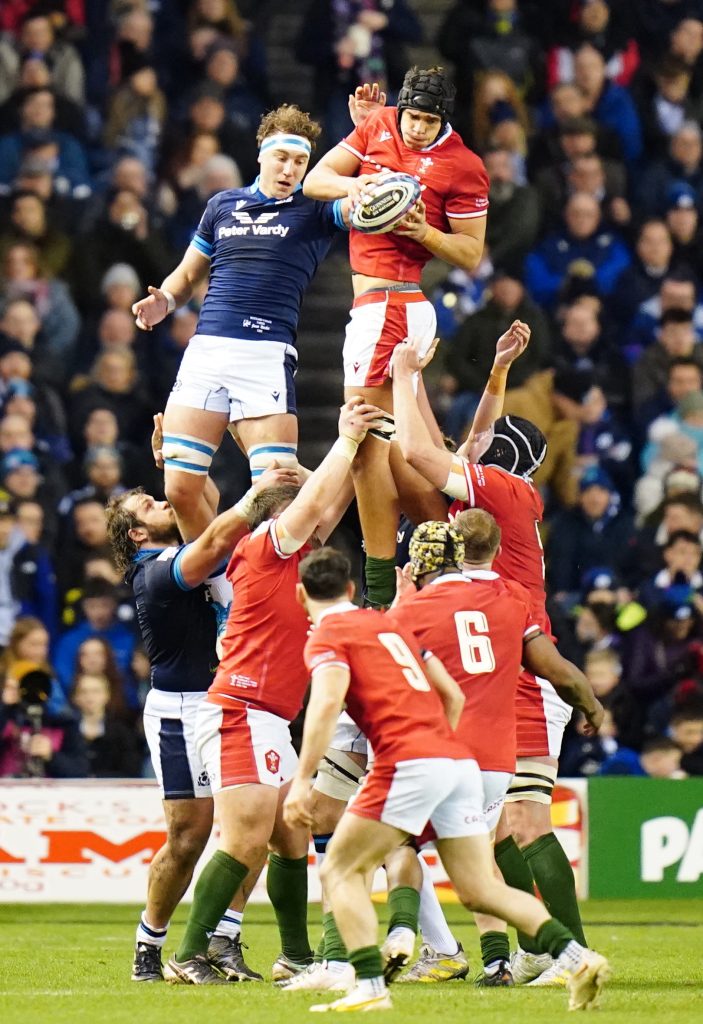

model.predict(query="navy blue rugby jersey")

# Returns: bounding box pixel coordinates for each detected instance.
[191,179,345,346]
[125,546,218,693]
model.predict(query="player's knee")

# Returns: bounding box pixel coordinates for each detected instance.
[167,819,210,865]
[164,471,206,513]
[247,442,298,481]
[507,800,552,847]
[162,433,216,502]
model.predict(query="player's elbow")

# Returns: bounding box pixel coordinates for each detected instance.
[302,171,322,198]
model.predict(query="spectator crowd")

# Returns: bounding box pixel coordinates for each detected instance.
[1,0,703,781]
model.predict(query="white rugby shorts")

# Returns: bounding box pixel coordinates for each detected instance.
[196,698,298,794]
[343,289,436,388]
[349,757,488,839]
[143,689,212,800]
[167,334,297,420]
[481,769,513,832]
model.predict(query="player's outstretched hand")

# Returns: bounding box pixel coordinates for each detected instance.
[582,699,605,736]
[283,776,314,829]
[132,285,170,331]
[339,396,386,442]
[348,82,387,126]
[393,198,428,241]
[253,460,300,492]
[151,412,164,469]
[494,319,531,368]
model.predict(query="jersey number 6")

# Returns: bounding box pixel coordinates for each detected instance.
[454,611,496,674]
[378,632,431,691]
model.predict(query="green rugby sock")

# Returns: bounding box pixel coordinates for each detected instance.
[387,885,420,934]
[494,835,540,954]
[349,944,384,981]
[313,929,326,963]
[365,555,397,608]
[267,853,312,962]
[176,850,248,961]
[322,911,348,962]
[534,918,575,959]
[523,833,587,946]
[480,930,510,969]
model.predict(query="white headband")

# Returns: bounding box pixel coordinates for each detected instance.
[259,133,312,155]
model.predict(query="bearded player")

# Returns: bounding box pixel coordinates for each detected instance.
[284,547,610,1013]
[391,339,590,986]
[303,66,489,608]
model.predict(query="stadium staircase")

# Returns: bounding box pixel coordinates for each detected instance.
[266,0,452,467]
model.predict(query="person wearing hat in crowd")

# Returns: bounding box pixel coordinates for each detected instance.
[599,735,686,777]
[636,119,703,218]
[665,180,703,267]
[636,434,702,523]
[103,49,168,173]
[52,575,136,701]
[547,465,633,601]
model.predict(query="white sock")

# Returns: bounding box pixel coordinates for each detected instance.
[418,857,459,956]
[136,910,167,948]
[387,925,415,944]
[327,959,351,973]
[558,940,585,971]
[213,910,242,940]
[356,976,387,997]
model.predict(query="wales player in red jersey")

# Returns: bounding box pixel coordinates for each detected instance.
[389,514,602,985]
[162,397,383,985]
[283,547,610,1013]
[303,66,489,609]
[391,337,593,986]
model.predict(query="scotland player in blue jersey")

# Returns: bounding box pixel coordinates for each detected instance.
[132,104,353,541]
[107,463,297,984]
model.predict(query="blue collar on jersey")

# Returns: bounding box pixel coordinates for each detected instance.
[132,547,168,562]
[248,175,303,204]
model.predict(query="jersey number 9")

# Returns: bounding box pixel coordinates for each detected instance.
[378,632,431,692]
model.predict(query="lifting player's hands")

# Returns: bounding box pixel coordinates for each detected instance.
[253,460,301,492]
[339,396,386,443]
[581,698,605,737]
[132,286,171,331]
[151,412,164,469]
[283,775,314,829]
[393,198,428,242]
[494,319,530,368]
[391,563,415,607]
[348,82,387,126]
[389,335,439,377]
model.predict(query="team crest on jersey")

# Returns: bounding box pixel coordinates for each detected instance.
[418,157,434,175]
[231,211,278,224]
[265,749,280,774]
[379,130,392,142]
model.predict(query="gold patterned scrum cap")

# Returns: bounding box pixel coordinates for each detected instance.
[409,520,465,579]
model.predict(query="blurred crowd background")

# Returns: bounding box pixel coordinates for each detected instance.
[1,0,703,782]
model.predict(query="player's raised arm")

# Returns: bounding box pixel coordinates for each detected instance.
[391,342,454,489]
[274,398,384,551]
[173,463,300,587]
[523,635,604,735]
[458,319,531,460]
[132,246,210,332]
[393,201,487,273]
[283,663,351,829]
[303,145,380,206]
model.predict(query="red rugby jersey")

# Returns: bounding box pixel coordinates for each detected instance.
[208,520,310,721]
[389,572,540,773]
[340,107,489,282]
[304,603,470,767]
[444,459,551,635]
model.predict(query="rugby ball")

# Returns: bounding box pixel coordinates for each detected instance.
[351,172,421,234]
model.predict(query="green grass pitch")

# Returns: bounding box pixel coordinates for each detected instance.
[1,900,702,1022]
